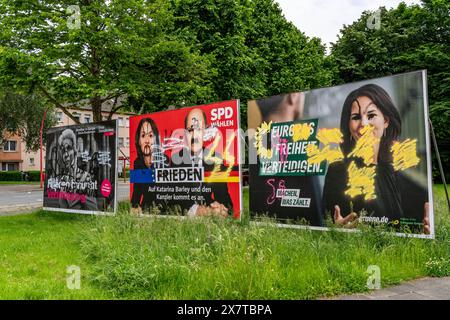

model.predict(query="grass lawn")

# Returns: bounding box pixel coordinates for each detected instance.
[0,185,448,299]
[0,211,111,299]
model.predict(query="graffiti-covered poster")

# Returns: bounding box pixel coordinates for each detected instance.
[130,100,242,219]
[248,70,434,238]
[43,120,118,214]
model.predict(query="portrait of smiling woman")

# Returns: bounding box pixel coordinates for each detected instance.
[322,84,430,233]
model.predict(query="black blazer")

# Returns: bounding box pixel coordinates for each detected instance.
[169,147,234,214]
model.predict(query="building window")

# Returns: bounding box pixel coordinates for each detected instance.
[56,112,63,123]
[118,117,124,127]
[118,137,124,147]
[73,112,81,122]
[125,137,130,147]
[84,115,91,123]
[125,118,129,128]
[3,140,17,152]
[1,162,19,171]
[30,158,35,166]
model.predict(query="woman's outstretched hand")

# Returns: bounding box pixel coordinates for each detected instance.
[334,205,358,228]
[423,202,430,235]
[196,202,228,218]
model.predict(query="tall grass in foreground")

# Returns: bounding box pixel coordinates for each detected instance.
[0,211,109,299]
[80,188,449,299]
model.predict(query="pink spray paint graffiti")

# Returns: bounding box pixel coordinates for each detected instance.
[266,178,286,205]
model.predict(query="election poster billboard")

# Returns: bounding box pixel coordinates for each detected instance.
[129,100,242,219]
[43,120,118,215]
[248,70,434,238]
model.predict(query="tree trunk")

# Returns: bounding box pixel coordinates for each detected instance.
[91,96,103,122]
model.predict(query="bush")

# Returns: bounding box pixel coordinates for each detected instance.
[0,170,40,181]
[27,170,41,181]
[425,257,450,277]
[119,168,129,178]
[0,171,22,181]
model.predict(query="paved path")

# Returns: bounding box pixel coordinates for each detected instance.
[333,277,450,300]
[0,182,130,215]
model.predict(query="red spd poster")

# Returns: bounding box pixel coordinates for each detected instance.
[130,100,242,219]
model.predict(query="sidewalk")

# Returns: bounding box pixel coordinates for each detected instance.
[0,204,42,216]
[0,183,42,192]
[333,277,450,300]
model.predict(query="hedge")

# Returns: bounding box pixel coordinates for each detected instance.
[0,171,23,181]
[27,170,41,181]
[0,170,41,181]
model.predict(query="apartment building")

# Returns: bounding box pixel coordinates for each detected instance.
[0,134,22,172]
[0,101,134,173]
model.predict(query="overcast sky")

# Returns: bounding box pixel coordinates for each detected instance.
[275,0,421,49]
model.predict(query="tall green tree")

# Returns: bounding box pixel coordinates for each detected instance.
[0,89,55,151]
[172,0,265,103]
[330,0,450,181]
[171,0,333,127]
[0,0,213,122]
[247,0,333,96]
[172,0,333,100]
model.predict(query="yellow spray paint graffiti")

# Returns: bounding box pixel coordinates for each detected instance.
[254,121,273,160]
[292,123,312,142]
[204,132,238,183]
[391,139,420,171]
[316,128,343,145]
[348,125,379,166]
[306,128,344,165]
[345,160,377,200]
[305,125,420,201]
[306,144,344,165]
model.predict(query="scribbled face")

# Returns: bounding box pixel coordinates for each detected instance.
[349,96,388,141]
[139,122,154,157]
[61,138,75,167]
[186,109,205,154]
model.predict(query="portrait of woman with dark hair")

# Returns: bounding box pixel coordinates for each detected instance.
[322,84,429,233]
[131,117,168,213]
[133,117,165,169]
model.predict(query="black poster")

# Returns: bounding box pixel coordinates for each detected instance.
[248,71,434,238]
[43,120,118,214]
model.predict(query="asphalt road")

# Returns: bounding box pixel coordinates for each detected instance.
[0,183,130,214]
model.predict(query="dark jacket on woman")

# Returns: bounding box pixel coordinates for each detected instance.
[322,158,404,225]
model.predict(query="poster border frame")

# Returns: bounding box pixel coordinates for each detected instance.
[129,99,243,220]
[236,99,243,220]
[422,69,435,239]
[247,70,435,239]
[43,119,119,216]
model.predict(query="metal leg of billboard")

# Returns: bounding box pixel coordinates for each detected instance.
[39,107,48,189]
[119,148,129,183]
[429,118,450,211]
